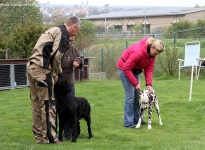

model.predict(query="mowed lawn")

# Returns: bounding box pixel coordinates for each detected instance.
[0,77,205,150]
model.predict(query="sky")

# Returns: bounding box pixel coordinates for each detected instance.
[37,0,205,7]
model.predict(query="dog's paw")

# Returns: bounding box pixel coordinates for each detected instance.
[89,134,93,139]
[148,125,152,130]
[159,118,163,125]
[71,138,77,143]
[135,124,141,129]
[58,137,63,142]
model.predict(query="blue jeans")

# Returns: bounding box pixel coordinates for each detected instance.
[118,69,140,128]
[64,84,75,138]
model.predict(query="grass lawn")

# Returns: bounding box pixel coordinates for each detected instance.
[0,78,205,150]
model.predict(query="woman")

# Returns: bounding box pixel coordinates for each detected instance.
[116,37,164,128]
[60,35,84,139]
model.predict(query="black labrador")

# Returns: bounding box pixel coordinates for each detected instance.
[54,76,92,142]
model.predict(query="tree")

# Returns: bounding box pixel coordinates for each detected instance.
[92,9,100,15]
[194,4,201,8]
[0,31,7,59]
[163,19,195,39]
[75,20,97,55]
[195,19,205,37]
[0,31,7,50]
[132,24,144,35]
[0,0,42,36]
[8,22,45,58]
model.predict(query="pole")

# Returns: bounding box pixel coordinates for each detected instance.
[104,4,109,37]
[6,49,9,59]
[143,11,146,36]
[104,10,106,37]
[101,48,104,72]
[174,29,176,44]
[43,2,49,24]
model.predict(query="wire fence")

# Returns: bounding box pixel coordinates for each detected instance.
[84,36,205,80]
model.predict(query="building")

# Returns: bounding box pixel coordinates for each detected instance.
[85,7,205,34]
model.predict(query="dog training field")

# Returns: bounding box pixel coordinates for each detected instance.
[0,78,205,150]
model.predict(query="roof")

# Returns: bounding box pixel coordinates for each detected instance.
[85,7,205,20]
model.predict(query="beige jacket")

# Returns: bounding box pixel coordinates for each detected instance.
[27,25,69,76]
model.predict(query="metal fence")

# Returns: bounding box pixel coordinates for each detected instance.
[0,64,29,90]
[95,33,162,38]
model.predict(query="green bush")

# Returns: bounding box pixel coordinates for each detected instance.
[8,22,45,58]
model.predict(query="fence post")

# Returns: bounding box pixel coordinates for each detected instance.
[10,64,15,89]
[174,29,177,44]
[101,48,104,72]
[126,41,128,49]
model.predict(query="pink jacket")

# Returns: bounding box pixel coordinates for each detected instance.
[116,38,155,87]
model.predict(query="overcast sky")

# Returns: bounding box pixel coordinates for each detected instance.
[37,0,205,7]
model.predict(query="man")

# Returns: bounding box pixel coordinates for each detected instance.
[27,16,81,144]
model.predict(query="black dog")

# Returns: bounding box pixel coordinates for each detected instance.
[54,76,92,142]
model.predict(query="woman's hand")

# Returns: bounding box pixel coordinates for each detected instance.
[146,85,153,93]
[73,61,79,68]
[135,83,142,91]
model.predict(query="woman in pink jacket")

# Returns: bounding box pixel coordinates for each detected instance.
[116,37,164,128]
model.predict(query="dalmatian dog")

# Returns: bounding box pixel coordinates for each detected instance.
[135,89,163,130]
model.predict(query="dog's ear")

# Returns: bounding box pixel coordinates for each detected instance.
[54,75,71,94]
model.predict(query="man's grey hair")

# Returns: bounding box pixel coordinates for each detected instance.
[64,16,81,27]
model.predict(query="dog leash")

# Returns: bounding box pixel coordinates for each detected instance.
[139,90,143,94]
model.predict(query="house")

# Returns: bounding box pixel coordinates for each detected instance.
[85,7,205,34]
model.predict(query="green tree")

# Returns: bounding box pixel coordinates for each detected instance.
[0,31,7,59]
[8,22,45,58]
[163,19,195,39]
[194,4,201,8]
[0,0,42,36]
[132,24,144,35]
[0,31,7,50]
[96,24,105,33]
[195,19,205,38]
[75,20,97,55]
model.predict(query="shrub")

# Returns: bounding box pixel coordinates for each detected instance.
[156,45,178,78]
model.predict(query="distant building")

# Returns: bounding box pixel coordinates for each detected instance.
[85,7,205,34]
[81,0,89,8]
[69,0,89,17]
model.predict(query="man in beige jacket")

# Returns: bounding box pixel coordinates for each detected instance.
[27,16,81,144]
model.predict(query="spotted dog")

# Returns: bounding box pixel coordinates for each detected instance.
[135,89,163,130]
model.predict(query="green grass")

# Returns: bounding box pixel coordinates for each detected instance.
[0,78,205,150]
